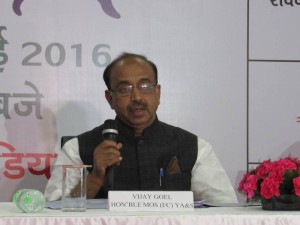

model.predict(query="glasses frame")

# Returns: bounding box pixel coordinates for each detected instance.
[109,82,157,97]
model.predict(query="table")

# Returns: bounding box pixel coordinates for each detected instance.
[1,202,300,225]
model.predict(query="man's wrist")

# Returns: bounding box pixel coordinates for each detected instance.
[87,173,103,187]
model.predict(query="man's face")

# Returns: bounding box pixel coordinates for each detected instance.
[105,58,161,134]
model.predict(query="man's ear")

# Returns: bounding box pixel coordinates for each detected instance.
[156,84,161,105]
[105,90,114,109]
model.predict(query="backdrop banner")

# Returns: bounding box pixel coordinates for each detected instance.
[0,0,299,201]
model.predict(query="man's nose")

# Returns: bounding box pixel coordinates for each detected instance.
[130,86,142,101]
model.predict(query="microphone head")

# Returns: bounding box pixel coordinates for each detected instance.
[103,119,117,129]
[102,119,118,141]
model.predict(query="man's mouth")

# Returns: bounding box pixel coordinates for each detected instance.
[129,105,146,117]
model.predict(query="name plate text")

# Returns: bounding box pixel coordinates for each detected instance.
[108,191,194,211]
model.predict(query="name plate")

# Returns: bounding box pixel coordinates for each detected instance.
[108,191,194,211]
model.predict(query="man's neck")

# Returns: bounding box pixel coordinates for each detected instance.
[134,129,143,137]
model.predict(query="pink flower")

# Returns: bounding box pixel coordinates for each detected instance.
[238,157,300,200]
[238,173,259,199]
[290,157,300,166]
[256,160,272,179]
[293,177,300,196]
[260,177,281,199]
[275,158,297,174]
[238,173,250,192]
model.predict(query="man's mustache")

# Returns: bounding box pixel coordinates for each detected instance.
[127,101,147,111]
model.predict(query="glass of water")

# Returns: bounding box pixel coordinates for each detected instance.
[61,165,91,212]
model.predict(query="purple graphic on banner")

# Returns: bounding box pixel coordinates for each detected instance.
[12,0,23,16]
[97,0,120,18]
[12,0,120,18]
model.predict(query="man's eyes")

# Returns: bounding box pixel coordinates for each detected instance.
[118,86,131,93]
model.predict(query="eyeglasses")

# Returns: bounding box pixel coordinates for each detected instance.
[110,82,157,97]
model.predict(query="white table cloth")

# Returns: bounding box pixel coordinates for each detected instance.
[1,202,300,225]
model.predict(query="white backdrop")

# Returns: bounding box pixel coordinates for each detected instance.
[0,0,299,202]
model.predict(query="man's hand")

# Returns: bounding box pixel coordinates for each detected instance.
[86,140,122,198]
[92,140,122,179]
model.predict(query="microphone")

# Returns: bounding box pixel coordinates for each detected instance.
[102,119,118,190]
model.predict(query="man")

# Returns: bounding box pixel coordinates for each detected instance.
[45,52,237,203]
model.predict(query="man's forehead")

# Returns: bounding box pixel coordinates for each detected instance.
[111,58,153,76]
[115,56,148,67]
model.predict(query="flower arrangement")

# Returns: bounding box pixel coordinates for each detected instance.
[238,157,300,201]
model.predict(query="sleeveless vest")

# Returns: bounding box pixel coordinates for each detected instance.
[78,117,198,198]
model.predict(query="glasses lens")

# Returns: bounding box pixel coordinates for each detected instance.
[117,85,132,95]
[138,83,155,92]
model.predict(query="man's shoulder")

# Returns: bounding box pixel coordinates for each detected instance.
[77,124,104,140]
